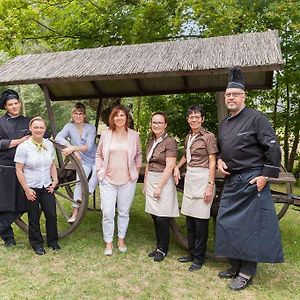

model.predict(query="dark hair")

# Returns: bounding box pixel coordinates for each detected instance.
[186,105,206,118]
[108,105,130,131]
[71,102,88,123]
[151,111,169,125]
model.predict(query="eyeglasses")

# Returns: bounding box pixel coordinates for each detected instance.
[225,92,245,98]
[73,112,85,116]
[151,122,165,126]
[188,116,202,120]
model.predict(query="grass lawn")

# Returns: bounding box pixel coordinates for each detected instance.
[0,184,299,300]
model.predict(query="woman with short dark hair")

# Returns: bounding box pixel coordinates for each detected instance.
[174,105,217,271]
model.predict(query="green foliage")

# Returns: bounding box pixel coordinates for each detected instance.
[0,0,299,172]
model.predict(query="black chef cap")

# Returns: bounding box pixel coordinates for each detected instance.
[227,67,245,90]
[0,89,20,110]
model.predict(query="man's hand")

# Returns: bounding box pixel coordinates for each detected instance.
[217,159,230,176]
[249,176,268,191]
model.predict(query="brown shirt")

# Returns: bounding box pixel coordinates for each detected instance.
[147,135,177,172]
[185,128,217,168]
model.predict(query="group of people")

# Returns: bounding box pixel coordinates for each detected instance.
[0,67,284,291]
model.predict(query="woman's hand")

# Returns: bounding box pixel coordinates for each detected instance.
[61,146,75,156]
[204,184,214,204]
[46,180,58,193]
[153,186,162,199]
[173,166,181,185]
[25,188,36,201]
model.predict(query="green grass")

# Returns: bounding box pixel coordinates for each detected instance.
[0,184,299,300]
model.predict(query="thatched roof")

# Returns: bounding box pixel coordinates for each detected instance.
[0,30,283,100]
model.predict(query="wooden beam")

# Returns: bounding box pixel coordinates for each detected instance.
[182,76,189,90]
[134,79,144,94]
[90,81,104,97]
[216,92,227,123]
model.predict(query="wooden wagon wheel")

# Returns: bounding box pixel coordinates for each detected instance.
[15,142,89,238]
[271,165,294,220]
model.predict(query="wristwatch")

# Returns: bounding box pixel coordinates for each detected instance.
[208,181,215,185]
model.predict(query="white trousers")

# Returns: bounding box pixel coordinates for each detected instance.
[99,178,137,243]
[73,164,98,208]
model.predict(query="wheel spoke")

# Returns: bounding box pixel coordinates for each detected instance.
[55,197,71,221]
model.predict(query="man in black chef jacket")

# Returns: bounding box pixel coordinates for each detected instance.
[0,89,31,247]
[215,68,284,291]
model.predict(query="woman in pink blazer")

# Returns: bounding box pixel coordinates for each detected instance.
[96,105,142,255]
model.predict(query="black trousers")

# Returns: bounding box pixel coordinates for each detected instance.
[186,216,209,264]
[26,188,58,250]
[151,214,170,254]
[0,211,21,241]
[229,258,257,276]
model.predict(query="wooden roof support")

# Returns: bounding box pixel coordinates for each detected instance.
[40,84,64,167]
[216,92,227,123]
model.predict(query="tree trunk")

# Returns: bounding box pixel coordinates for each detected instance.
[287,103,300,172]
[283,82,290,168]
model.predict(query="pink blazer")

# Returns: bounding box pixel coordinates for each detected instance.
[96,128,142,182]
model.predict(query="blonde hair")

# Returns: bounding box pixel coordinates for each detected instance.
[29,116,46,127]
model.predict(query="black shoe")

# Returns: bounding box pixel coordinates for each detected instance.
[49,244,61,251]
[153,250,166,262]
[189,262,203,272]
[178,255,193,263]
[4,239,16,247]
[34,248,46,255]
[148,250,157,258]
[218,268,238,279]
[228,275,252,291]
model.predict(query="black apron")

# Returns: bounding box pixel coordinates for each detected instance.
[215,168,284,263]
[0,164,26,212]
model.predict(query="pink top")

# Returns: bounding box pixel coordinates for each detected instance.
[106,134,130,185]
[96,128,142,183]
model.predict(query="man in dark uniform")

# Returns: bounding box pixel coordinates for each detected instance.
[215,68,284,291]
[0,89,31,246]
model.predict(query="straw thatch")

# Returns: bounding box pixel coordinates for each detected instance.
[0,30,283,100]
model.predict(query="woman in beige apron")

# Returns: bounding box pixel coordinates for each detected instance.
[144,112,179,262]
[174,105,217,271]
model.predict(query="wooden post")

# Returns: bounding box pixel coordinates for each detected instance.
[95,96,103,134]
[216,92,227,123]
[40,84,63,167]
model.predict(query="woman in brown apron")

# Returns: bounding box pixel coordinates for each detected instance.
[144,112,179,262]
[174,105,217,271]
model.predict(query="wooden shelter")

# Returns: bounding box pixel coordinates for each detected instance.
[0,30,284,133]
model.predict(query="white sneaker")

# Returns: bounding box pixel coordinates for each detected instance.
[104,247,113,256]
[68,216,76,223]
[118,245,127,253]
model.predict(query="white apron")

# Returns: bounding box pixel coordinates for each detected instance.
[145,171,179,217]
[181,167,215,219]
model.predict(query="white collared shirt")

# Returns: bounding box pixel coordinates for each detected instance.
[14,138,55,188]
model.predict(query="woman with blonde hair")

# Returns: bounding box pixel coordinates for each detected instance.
[96,105,142,255]
[15,117,60,255]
